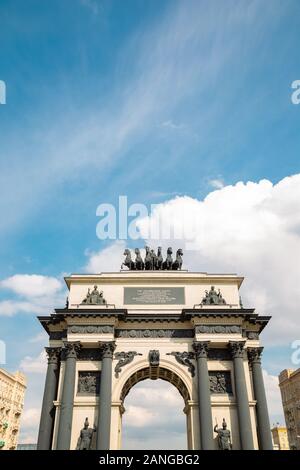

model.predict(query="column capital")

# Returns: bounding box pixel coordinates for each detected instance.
[228,341,246,359]
[99,341,116,359]
[62,341,81,359]
[247,347,264,365]
[193,341,210,359]
[45,347,61,364]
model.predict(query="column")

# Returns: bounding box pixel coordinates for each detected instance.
[37,347,61,450]
[229,341,254,450]
[193,341,214,450]
[96,341,116,450]
[56,341,81,450]
[248,347,273,450]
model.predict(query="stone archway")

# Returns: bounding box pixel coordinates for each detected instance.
[110,364,195,450]
[120,366,191,404]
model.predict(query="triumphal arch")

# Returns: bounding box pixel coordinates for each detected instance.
[37,247,273,450]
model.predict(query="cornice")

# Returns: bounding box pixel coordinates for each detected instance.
[64,272,244,289]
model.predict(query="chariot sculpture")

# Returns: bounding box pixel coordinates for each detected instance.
[121,246,183,271]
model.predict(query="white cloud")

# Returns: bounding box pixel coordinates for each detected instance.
[0,0,287,237]
[135,174,300,345]
[209,178,224,189]
[122,380,186,449]
[0,274,62,298]
[0,300,46,317]
[0,274,66,317]
[19,351,47,374]
[161,120,185,130]
[263,370,284,421]
[125,406,158,428]
[29,332,48,343]
[20,407,41,429]
[84,241,126,273]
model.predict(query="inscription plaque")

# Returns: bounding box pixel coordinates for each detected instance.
[124,287,185,305]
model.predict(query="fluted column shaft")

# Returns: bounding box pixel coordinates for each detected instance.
[193,341,214,450]
[37,347,61,450]
[229,341,254,450]
[96,342,116,450]
[248,347,273,450]
[56,342,81,450]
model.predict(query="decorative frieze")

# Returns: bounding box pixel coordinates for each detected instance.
[77,371,100,396]
[69,325,113,334]
[208,348,231,361]
[196,325,241,334]
[49,330,67,341]
[114,352,142,378]
[245,331,259,340]
[115,329,194,338]
[167,352,195,377]
[78,349,102,361]
[209,371,232,394]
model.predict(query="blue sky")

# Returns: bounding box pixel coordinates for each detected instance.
[0,0,300,446]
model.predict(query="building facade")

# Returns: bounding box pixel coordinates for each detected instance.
[279,368,300,450]
[0,368,26,450]
[37,264,273,450]
[271,425,289,450]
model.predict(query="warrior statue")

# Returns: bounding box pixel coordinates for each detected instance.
[162,247,173,270]
[214,418,232,450]
[172,248,183,270]
[134,248,144,270]
[121,248,135,270]
[144,246,152,270]
[76,418,96,450]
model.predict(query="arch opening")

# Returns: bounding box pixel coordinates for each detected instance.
[120,366,191,405]
[119,367,191,450]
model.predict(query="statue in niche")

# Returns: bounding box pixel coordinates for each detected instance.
[202,286,226,305]
[214,418,232,450]
[76,418,96,450]
[82,285,106,305]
